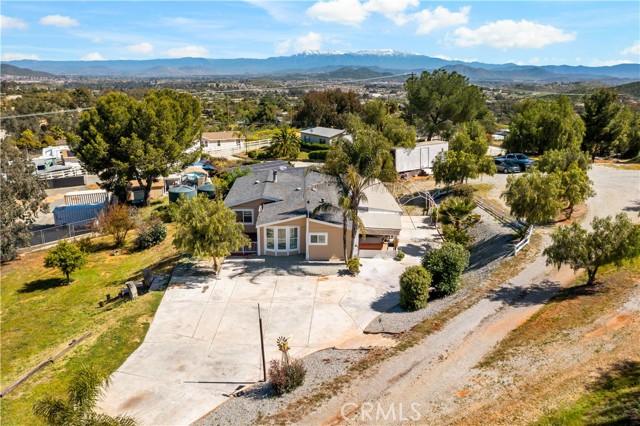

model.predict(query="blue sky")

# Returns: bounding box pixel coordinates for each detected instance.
[1,1,638,66]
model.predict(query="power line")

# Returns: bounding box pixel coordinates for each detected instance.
[1,107,92,120]
[0,72,411,120]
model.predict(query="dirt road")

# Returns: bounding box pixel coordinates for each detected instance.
[287,165,639,426]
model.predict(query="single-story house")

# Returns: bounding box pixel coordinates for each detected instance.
[300,127,346,145]
[224,166,402,260]
[201,131,245,154]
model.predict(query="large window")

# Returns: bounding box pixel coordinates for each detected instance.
[265,226,299,253]
[309,232,328,245]
[234,209,253,224]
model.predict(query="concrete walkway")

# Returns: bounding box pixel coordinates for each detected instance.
[99,217,436,426]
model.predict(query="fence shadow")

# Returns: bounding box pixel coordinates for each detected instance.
[468,233,515,271]
[18,277,66,293]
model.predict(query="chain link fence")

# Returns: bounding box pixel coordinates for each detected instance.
[28,219,96,248]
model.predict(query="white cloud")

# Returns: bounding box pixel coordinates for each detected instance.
[127,42,154,55]
[276,32,323,55]
[454,19,575,49]
[364,0,418,25]
[307,0,369,26]
[414,6,470,34]
[620,41,640,57]
[165,45,209,58]
[1,52,39,61]
[590,59,633,67]
[82,52,104,61]
[1,15,27,30]
[40,14,79,28]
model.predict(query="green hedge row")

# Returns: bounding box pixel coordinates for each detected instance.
[300,141,331,152]
[308,150,328,160]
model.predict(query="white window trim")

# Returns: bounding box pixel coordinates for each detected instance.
[309,232,328,246]
[265,226,300,254]
[234,209,254,225]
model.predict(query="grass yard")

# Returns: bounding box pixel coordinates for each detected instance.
[0,228,180,425]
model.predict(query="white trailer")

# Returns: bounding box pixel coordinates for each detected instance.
[64,189,110,206]
[394,141,448,174]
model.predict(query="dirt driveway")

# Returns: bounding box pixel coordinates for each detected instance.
[99,216,437,426]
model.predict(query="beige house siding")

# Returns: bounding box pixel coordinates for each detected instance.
[229,198,272,233]
[308,221,350,261]
[259,217,307,256]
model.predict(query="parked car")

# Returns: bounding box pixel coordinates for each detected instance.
[494,158,521,173]
[495,153,534,171]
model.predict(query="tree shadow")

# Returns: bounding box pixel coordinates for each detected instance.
[18,277,66,293]
[486,279,563,307]
[585,360,640,424]
[468,233,516,271]
[622,200,640,213]
[370,291,400,312]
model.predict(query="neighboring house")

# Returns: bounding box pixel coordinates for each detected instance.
[224,166,403,260]
[300,127,346,145]
[201,131,245,154]
[491,129,509,142]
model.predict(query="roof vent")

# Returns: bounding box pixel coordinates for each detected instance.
[254,180,260,184]
[295,187,301,191]
[311,187,317,192]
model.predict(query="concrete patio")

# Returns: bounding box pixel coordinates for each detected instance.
[99,216,435,426]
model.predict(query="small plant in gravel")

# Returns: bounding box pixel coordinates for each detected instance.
[135,218,167,250]
[394,250,405,261]
[269,336,307,395]
[422,242,470,297]
[399,266,431,311]
[347,257,362,275]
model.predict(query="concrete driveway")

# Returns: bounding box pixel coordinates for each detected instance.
[99,216,434,426]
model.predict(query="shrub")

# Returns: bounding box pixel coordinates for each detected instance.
[44,241,88,283]
[451,183,475,200]
[442,224,473,247]
[95,204,139,247]
[269,358,307,395]
[135,219,167,250]
[300,141,331,152]
[394,250,405,261]
[347,257,361,275]
[399,266,431,311]
[308,150,329,160]
[74,236,93,252]
[422,242,470,297]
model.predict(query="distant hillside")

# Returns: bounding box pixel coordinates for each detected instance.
[312,66,394,80]
[0,63,55,77]
[4,50,639,83]
[615,81,640,98]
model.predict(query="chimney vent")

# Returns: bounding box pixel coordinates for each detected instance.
[273,170,278,183]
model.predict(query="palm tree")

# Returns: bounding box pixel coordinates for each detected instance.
[437,196,480,232]
[270,126,300,160]
[33,365,137,426]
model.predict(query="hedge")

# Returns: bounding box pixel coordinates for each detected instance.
[308,150,328,160]
[300,141,331,152]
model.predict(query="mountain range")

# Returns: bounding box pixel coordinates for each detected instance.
[2,50,639,83]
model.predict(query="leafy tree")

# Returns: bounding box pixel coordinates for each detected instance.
[294,89,361,128]
[135,218,167,250]
[618,111,640,159]
[173,195,251,272]
[536,148,591,173]
[16,129,41,151]
[404,70,490,140]
[33,364,137,426]
[559,163,596,218]
[49,125,66,141]
[1,139,49,262]
[544,213,640,284]
[42,135,56,147]
[74,89,202,205]
[399,265,432,311]
[436,196,480,246]
[581,89,629,160]
[95,204,138,248]
[323,122,396,258]
[432,121,496,185]
[43,240,88,283]
[269,125,301,159]
[505,96,585,154]
[422,242,470,297]
[362,99,387,130]
[502,170,564,224]
[380,114,416,148]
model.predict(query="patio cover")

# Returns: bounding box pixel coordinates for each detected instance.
[360,211,402,236]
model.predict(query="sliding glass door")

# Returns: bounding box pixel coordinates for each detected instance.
[265,226,299,254]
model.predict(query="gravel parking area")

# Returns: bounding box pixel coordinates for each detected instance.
[192,348,370,426]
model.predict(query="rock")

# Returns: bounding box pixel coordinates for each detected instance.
[126,281,138,299]
[142,268,154,287]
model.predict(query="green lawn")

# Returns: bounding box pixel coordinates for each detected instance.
[0,229,180,425]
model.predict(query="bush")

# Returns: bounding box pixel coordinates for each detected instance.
[95,204,139,248]
[422,242,470,297]
[269,358,307,395]
[451,183,475,200]
[308,150,329,160]
[347,257,361,275]
[135,219,167,250]
[399,266,431,311]
[442,224,473,247]
[74,236,93,253]
[394,250,405,261]
[300,141,331,152]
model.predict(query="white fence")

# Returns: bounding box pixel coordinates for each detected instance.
[203,138,272,156]
[513,226,534,256]
[38,167,86,180]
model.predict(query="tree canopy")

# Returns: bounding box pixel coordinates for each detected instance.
[294,89,361,129]
[544,213,640,284]
[1,138,49,262]
[502,169,564,224]
[404,70,491,140]
[44,240,88,283]
[173,195,250,272]
[269,125,300,159]
[504,96,584,154]
[581,89,630,159]
[74,89,202,204]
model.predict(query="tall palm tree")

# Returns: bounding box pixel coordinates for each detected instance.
[270,126,300,160]
[33,365,137,426]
